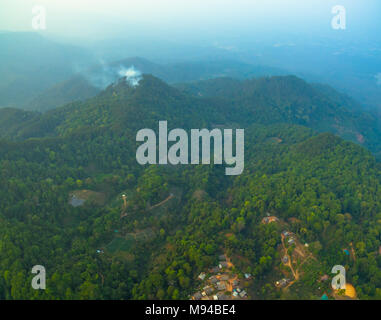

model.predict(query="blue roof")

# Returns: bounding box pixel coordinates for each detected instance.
[321,294,329,300]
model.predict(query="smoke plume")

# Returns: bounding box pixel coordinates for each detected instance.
[118,66,142,87]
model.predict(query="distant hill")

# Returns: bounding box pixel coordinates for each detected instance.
[0,108,39,139]
[24,57,288,112]
[0,74,231,140]
[176,76,381,155]
[1,73,380,160]
[29,75,101,112]
[0,32,94,109]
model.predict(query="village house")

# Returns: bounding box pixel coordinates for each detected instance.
[220,274,229,281]
[193,292,202,300]
[204,286,214,295]
[216,282,227,291]
[320,275,329,282]
[209,275,218,284]
[282,230,290,237]
[275,278,290,288]
[216,292,227,300]
[261,216,279,224]
[232,279,239,286]
[198,272,206,281]
[239,290,247,298]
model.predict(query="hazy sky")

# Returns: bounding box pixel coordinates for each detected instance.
[1,0,380,42]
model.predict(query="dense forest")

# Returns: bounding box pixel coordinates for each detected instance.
[0,74,380,300]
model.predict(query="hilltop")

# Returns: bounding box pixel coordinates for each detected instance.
[2,73,379,156]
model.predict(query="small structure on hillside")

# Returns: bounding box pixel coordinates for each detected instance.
[203,286,213,295]
[282,256,289,264]
[239,290,247,298]
[216,282,227,291]
[282,230,290,237]
[193,292,202,300]
[220,274,229,281]
[321,293,329,300]
[69,195,85,207]
[216,292,227,300]
[275,278,290,288]
[209,275,218,284]
[198,272,206,281]
[262,216,279,224]
[320,275,329,282]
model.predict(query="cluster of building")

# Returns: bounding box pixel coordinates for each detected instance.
[232,287,248,298]
[282,230,295,245]
[275,230,297,288]
[191,254,249,300]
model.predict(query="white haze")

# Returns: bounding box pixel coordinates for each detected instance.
[118,66,142,87]
[80,62,142,89]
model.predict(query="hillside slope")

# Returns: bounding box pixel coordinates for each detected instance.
[176,76,381,154]
[0,32,93,109]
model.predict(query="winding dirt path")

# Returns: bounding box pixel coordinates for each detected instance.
[120,193,174,219]
[281,234,297,280]
[149,193,174,210]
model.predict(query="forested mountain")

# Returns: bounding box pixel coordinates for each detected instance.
[2,74,380,154]
[12,55,288,112]
[0,73,380,300]
[176,76,381,155]
[29,75,101,112]
[0,75,229,140]
[0,108,39,138]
